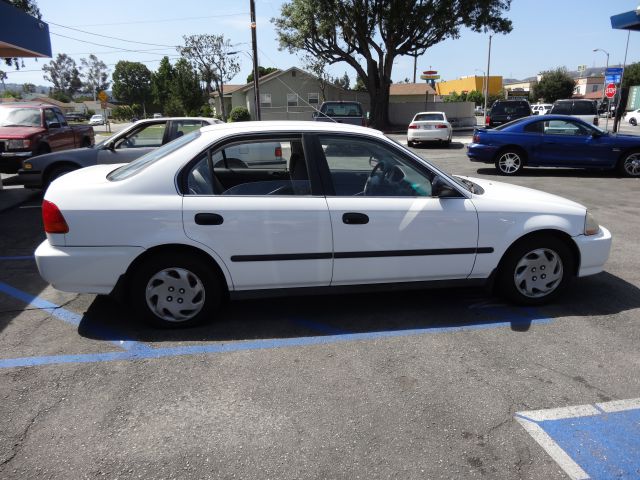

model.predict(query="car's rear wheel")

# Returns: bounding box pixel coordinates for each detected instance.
[130,252,221,328]
[618,150,640,177]
[497,236,573,305]
[407,139,415,148]
[495,149,524,176]
[81,137,92,147]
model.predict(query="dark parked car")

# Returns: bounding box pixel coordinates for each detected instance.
[485,99,532,128]
[312,101,366,126]
[18,117,222,189]
[467,114,640,177]
[550,99,598,125]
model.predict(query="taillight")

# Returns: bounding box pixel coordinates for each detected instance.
[472,133,480,143]
[275,147,282,158]
[485,116,490,125]
[435,124,448,129]
[42,200,69,234]
[408,124,418,129]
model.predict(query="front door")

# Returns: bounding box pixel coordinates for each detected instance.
[96,121,168,165]
[316,134,480,286]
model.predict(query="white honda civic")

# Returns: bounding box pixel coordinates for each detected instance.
[35,121,612,328]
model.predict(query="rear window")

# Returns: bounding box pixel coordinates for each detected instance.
[320,102,363,117]
[572,101,597,115]
[491,102,530,116]
[414,113,444,121]
[551,102,572,115]
[108,130,200,181]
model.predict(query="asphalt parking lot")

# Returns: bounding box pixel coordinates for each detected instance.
[1,127,640,479]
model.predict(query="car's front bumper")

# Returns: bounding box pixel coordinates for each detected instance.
[35,241,144,294]
[574,226,612,277]
[0,151,33,173]
[16,169,43,188]
[466,143,498,163]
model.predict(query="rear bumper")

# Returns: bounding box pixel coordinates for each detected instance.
[466,143,498,163]
[35,241,144,294]
[574,226,612,277]
[407,129,450,142]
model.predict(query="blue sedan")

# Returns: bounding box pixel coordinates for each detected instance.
[467,115,640,177]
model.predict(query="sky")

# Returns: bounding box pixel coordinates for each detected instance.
[3,0,639,89]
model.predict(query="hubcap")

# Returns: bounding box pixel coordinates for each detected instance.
[498,152,521,174]
[145,268,205,322]
[623,153,640,176]
[513,248,563,298]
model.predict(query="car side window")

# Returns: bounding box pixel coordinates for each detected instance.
[544,120,589,136]
[318,135,434,197]
[116,122,167,149]
[44,109,58,127]
[523,121,543,134]
[55,111,68,127]
[185,138,311,196]
[173,120,205,139]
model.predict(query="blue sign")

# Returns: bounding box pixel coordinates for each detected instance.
[606,74,622,84]
[605,67,624,75]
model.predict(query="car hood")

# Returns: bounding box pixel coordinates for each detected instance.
[0,126,45,138]
[26,146,100,170]
[460,176,586,213]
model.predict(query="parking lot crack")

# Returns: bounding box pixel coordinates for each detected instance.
[532,362,613,400]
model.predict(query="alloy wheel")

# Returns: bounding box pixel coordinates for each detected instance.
[497,152,522,174]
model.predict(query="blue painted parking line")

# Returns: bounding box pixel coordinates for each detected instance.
[0,282,149,352]
[0,282,551,368]
[516,399,640,480]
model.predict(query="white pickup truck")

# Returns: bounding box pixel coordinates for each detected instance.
[312,101,366,126]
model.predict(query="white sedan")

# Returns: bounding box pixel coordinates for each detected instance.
[407,111,453,147]
[624,108,640,126]
[35,121,612,328]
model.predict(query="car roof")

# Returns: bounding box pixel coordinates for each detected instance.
[414,111,445,115]
[0,103,52,109]
[199,120,383,137]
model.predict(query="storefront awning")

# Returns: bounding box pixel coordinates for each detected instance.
[610,8,640,31]
[0,1,51,58]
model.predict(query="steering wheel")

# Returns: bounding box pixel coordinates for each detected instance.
[363,160,386,196]
[121,137,136,148]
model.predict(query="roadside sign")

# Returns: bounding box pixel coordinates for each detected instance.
[97,90,108,103]
[100,101,107,109]
[605,67,623,85]
[605,83,617,99]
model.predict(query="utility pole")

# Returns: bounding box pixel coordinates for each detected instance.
[483,34,493,125]
[250,0,261,121]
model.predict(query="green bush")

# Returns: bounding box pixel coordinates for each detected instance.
[112,105,135,121]
[228,106,251,122]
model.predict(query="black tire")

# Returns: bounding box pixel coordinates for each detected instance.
[495,149,525,176]
[81,137,92,148]
[407,139,415,148]
[630,118,637,126]
[130,252,222,328]
[497,235,574,305]
[46,165,77,188]
[617,150,640,177]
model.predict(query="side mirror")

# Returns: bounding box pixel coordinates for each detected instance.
[432,176,459,198]
[47,121,61,129]
[312,112,318,118]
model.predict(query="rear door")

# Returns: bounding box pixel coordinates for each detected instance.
[315,134,480,285]
[182,133,333,290]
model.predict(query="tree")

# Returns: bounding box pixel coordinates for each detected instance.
[303,55,332,101]
[0,70,6,91]
[151,56,175,107]
[466,90,484,105]
[274,0,512,129]
[80,54,110,101]
[246,66,279,83]
[3,0,41,70]
[112,61,152,115]
[353,75,367,92]
[178,34,240,122]
[532,68,575,103]
[622,62,640,90]
[42,53,82,97]
[22,82,36,94]
[333,71,350,89]
[170,58,205,116]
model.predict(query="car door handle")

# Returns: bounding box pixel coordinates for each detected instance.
[342,212,369,225]
[195,213,224,225]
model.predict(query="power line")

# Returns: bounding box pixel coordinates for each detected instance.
[66,48,173,55]
[47,21,177,48]
[65,12,249,28]
[4,56,183,75]
[50,32,177,56]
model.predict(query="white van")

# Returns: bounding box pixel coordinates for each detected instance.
[549,100,598,125]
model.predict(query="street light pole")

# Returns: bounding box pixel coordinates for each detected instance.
[483,34,493,126]
[593,48,610,131]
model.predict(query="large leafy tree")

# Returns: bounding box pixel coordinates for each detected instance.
[2,0,41,69]
[42,53,82,97]
[80,54,110,101]
[178,34,240,121]
[532,68,575,103]
[112,61,152,115]
[151,56,175,107]
[170,58,205,116]
[246,66,279,83]
[274,0,512,128]
[622,62,640,90]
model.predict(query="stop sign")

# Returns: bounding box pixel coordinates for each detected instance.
[605,83,617,99]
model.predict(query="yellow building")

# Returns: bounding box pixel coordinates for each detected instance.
[436,75,503,96]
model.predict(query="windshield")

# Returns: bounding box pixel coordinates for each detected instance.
[414,113,445,121]
[108,130,201,181]
[0,107,41,127]
[491,102,530,116]
[320,102,363,117]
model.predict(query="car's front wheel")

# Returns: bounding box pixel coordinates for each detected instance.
[497,236,573,305]
[630,118,637,126]
[618,150,640,177]
[495,149,524,175]
[130,252,222,328]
